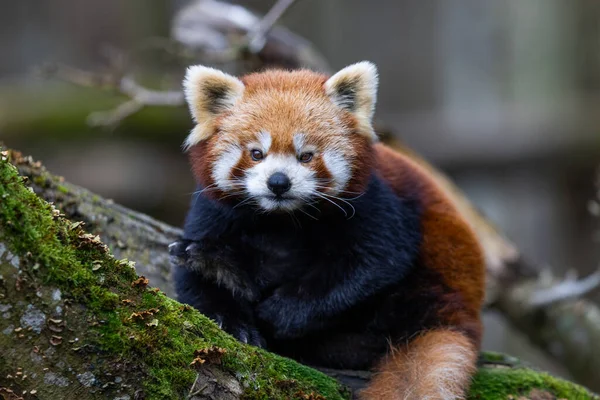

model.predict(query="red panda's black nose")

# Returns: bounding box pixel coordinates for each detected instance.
[267,172,292,196]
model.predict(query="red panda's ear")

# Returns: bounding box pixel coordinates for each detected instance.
[325,61,379,141]
[182,65,245,149]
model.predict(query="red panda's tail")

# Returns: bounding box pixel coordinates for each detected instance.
[360,329,478,400]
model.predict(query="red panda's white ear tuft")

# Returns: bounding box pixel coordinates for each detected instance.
[182,65,245,149]
[324,61,379,141]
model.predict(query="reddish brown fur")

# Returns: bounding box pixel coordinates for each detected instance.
[361,330,478,400]
[374,143,485,332]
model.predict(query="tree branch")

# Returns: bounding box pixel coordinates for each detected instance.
[528,269,600,307]
[247,0,300,53]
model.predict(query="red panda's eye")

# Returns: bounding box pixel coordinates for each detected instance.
[299,152,313,163]
[251,149,264,161]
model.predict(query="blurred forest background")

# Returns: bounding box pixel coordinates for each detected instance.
[1,0,599,388]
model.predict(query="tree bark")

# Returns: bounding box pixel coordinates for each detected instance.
[1,148,599,400]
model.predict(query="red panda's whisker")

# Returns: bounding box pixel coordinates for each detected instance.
[313,192,348,218]
[232,196,257,209]
[302,200,322,214]
[339,190,365,196]
[342,192,366,201]
[227,178,246,184]
[320,193,357,219]
[312,185,365,199]
[296,195,322,216]
[285,209,303,228]
[218,191,246,201]
[314,178,334,183]
[190,183,219,196]
[315,192,357,220]
[296,207,319,221]
[230,166,248,174]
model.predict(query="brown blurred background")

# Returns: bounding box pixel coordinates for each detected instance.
[1,0,599,383]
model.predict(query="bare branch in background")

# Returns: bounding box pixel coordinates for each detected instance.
[85,77,185,127]
[87,100,143,128]
[38,63,186,127]
[489,165,600,390]
[494,271,600,390]
[39,63,121,89]
[40,0,325,128]
[519,269,600,308]
[171,0,327,71]
[247,0,299,53]
[118,77,184,107]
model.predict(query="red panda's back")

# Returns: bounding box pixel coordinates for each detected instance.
[374,142,486,325]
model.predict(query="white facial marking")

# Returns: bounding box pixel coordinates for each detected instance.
[245,154,316,211]
[293,132,317,159]
[212,145,242,191]
[257,131,272,152]
[293,133,305,153]
[323,150,350,194]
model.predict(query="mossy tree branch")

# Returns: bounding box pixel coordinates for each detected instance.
[0,149,349,399]
[1,148,599,400]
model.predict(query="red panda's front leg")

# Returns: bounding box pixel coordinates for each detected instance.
[361,329,478,400]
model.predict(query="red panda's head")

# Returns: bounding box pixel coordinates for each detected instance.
[182,62,379,212]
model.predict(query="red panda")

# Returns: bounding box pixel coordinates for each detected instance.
[171,62,485,399]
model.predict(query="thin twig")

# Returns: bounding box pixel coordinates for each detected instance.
[247,0,299,53]
[119,77,184,106]
[187,374,200,399]
[41,63,185,127]
[86,99,144,128]
[39,63,119,89]
[529,269,600,307]
[188,383,208,398]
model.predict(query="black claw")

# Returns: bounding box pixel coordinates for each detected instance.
[185,242,203,256]
[168,240,188,257]
[231,325,249,344]
[213,314,224,329]
[250,330,266,348]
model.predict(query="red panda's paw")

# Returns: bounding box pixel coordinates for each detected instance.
[360,330,477,400]
[169,239,259,302]
[168,239,192,266]
[169,239,211,272]
[214,314,266,348]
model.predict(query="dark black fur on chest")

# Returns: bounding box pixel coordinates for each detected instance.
[174,175,434,369]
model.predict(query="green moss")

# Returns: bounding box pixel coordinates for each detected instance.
[32,175,48,187]
[57,184,69,194]
[470,366,599,400]
[0,150,349,400]
[89,285,120,310]
[478,351,524,368]
[479,352,508,363]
